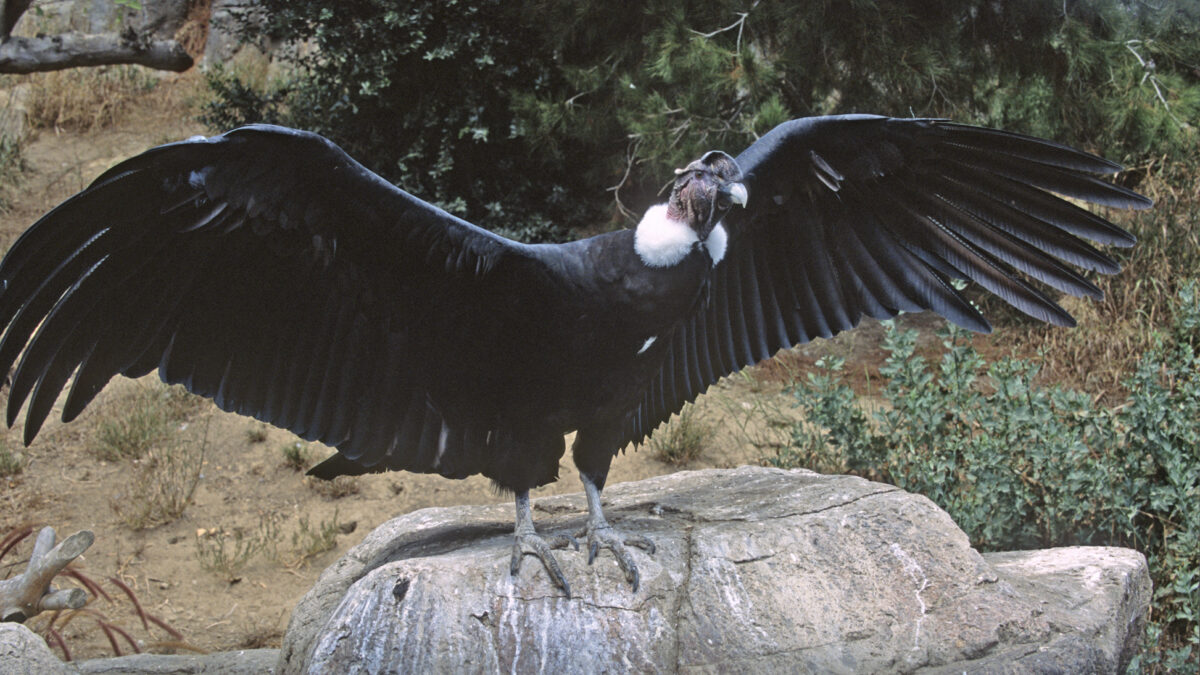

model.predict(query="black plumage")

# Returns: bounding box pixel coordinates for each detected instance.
[0,115,1149,596]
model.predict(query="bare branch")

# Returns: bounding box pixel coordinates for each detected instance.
[0,30,192,74]
[0,527,94,623]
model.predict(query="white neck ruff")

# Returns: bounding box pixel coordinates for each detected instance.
[634,204,726,268]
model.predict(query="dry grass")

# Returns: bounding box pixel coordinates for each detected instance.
[0,66,208,135]
[0,440,23,477]
[195,528,266,584]
[92,383,205,462]
[110,430,207,530]
[244,422,269,444]
[289,511,342,566]
[279,441,311,471]
[305,474,360,499]
[649,402,711,466]
[999,160,1200,403]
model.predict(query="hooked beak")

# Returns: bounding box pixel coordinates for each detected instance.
[728,182,748,207]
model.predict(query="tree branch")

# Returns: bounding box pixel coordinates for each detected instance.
[0,29,193,74]
[0,527,94,623]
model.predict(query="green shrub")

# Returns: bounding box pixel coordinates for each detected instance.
[769,282,1200,668]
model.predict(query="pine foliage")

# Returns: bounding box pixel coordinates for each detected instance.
[206,0,1197,239]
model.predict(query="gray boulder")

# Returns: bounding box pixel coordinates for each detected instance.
[0,623,71,675]
[0,622,276,675]
[279,466,1151,673]
[0,467,1149,673]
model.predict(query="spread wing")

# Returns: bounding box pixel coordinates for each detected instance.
[0,124,527,471]
[625,114,1151,445]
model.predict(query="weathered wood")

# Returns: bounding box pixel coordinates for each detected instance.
[0,527,93,623]
[0,31,192,73]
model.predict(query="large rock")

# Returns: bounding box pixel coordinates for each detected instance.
[0,622,276,674]
[0,623,71,675]
[0,468,1152,673]
[279,466,1150,673]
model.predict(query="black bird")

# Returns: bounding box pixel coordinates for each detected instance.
[0,115,1149,597]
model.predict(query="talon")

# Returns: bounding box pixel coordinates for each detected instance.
[626,535,656,555]
[511,532,572,598]
[510,491,573,598]
[552,533,580,551]
[579,522,653,592]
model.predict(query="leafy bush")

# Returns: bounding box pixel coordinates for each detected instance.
[770,282,1200,668]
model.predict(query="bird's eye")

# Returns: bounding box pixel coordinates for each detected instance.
[716,196,732,210]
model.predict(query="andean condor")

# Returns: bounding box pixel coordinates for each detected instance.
[0,115,1149,597]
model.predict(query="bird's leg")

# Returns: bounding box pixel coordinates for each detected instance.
[509,490,577,597]
[577,471,656,592]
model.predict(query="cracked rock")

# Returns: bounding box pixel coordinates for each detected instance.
[278,467,1150,673]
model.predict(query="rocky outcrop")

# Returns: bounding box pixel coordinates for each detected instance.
[0,467,1151,673]
[281,466,1150,673]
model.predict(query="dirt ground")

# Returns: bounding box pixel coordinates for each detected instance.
[0,73,945,662]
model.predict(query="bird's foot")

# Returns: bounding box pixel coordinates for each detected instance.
[577,522,656,593]
[510,530,578,598]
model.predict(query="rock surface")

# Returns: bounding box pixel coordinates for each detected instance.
[0,622,276,674]
[0,623,71,675]
[279,466,1151,673]
[0,467,1150,673]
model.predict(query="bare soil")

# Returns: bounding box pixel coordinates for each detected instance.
[0,74,946,662]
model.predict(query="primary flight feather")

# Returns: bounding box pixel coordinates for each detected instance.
[0,115,1149,596]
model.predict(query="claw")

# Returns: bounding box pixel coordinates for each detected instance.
[510,531,574,598]
[579,523,653,593]
[575,473,658,593]
[510,491,578,598]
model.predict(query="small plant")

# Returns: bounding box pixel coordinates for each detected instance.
[245,422,269,444]
[304,474,360,499]
[110,429,206,530]
[649,402,711,465]
[0,440,23,477]
[280,441,311,471]
[194,520,274,584]
[290,511,342,566]
[92,384,202,462]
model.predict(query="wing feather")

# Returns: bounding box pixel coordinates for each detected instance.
[0,124,528,478]
[628,115,1148,445]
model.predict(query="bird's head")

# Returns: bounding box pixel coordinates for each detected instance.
[668,151,748,239]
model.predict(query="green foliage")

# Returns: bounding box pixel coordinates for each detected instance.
[205,1,1198,239]
[770,283,1200,666]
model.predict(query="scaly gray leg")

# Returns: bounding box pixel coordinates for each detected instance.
[577,473,656,592]
[510,490,577,597]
